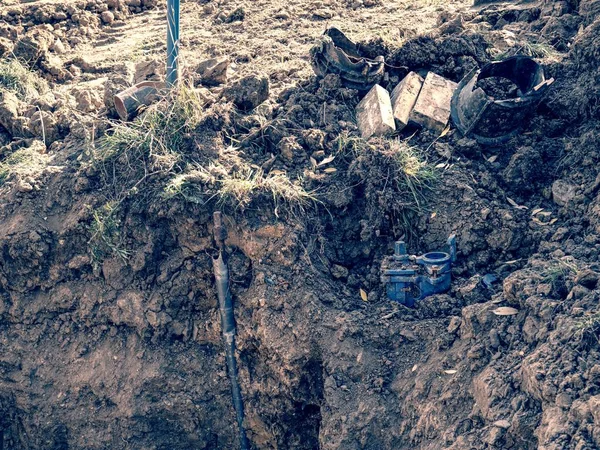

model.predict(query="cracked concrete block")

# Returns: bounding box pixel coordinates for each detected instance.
[356,84,396,139]
[390,71,423,131]
[410,72,457,133]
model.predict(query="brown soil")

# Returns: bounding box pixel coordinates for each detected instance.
[1,0,600,449]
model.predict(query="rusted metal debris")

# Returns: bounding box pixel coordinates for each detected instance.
[310,27,385,91]
[451,56,554,144]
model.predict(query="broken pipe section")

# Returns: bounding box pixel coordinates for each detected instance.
[113,81,165,121]
[212,212,251,450]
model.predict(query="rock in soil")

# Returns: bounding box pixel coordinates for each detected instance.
[195,57,229,86]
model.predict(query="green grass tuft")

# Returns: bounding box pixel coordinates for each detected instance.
[163,156,316,212]
[0,59,48,101]
[89,201,131,266]
[0,146,51,186]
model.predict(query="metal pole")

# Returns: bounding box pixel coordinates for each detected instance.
[166,0,180,87]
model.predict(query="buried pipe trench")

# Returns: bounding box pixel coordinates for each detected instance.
[212,212,251,450]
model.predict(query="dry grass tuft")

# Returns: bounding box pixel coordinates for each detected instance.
[0,59,48,101]
[163,150,316,213]
[0,145,52,186]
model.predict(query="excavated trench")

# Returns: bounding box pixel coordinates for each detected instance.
[2,0,600,449]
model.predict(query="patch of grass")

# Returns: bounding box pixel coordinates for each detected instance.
[163,153,316,213]
[574,312,600,349]
[0,59,47,101]
[0,145,51,186]
[340,134,438,208]
[542,259,578,283]
[494,41,562,62]
[89,201,131,266]
[337,134,438,238]
[521,42,561,60]
[93,83,210,202]
[90,83,211,261]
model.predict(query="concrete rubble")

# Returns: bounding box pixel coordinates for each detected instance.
[356,71,457,138]
[410,72,457,133]
[390,71,423,131]
[355,84,395,139]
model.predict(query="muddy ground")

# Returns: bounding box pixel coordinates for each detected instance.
[1,0,600,449]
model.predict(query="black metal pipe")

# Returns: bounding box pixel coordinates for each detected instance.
[213,213,250,450]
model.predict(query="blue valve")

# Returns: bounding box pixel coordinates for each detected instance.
[381,235,456,307]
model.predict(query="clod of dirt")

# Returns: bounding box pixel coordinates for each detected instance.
[51,38,67,55]
[13,29,54,67]
[71,87,104,113]
[221,7,245,23]
[277,136,306,164]
[0,91,26,137]
[28,110,60,144]
[502,146,542,192]
[134,58,163,83]
[575,268,599,289]
[223,75,269,112]
[195,57,229,86]
[0,37,13,58]
[579,0,600,24]
[388,33,490,81]
[475,76,519,100]
[552,179,577,206]
[101,10,115,24]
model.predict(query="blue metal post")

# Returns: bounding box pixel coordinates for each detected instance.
[166,0,180,87]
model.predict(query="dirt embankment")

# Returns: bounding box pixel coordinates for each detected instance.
[1,0,600,449]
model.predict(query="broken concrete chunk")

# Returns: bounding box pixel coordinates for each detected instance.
[410,72,457,133]
[356,84,396,139]
[552,179,577,206]
[390,71,423,130]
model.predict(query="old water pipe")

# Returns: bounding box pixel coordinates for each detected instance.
[212,212,250,450]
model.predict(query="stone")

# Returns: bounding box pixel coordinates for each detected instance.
[409,72,457,133]
[355,84,396,139]
[390,71,423,130]
[223,75,269,111]
[195,56,229,86]
[51,38,66,54]
[101,11,115,24]
[552,179,577,206]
